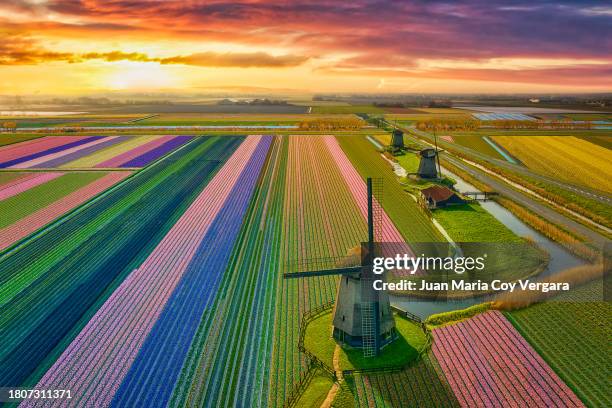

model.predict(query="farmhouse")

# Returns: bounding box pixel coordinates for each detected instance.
[420,185,464,209]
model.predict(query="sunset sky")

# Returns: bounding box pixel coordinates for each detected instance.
[1,0,611,95]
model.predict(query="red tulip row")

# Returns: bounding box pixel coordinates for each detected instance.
[432,311,584,407]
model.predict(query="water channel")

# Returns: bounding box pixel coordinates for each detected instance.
[390,167,585,318]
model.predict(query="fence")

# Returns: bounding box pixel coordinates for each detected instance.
[284,302,434,406]
[283,302,335,408]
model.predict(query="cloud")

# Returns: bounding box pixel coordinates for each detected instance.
[1,0,611,89]
[0,36,308,68]
[158,52,309,67]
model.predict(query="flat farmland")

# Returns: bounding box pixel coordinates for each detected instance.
[384,113,473,122]
[137,113,355,126]
[3,114,146,128]
[441,134,507,160]
[349,352,460,407]
[0,135,192,169]
[312,105,385,114]
[506,280,610,407]
[492,135,612,193]
[0,171,131,250]
[432,311,584,407]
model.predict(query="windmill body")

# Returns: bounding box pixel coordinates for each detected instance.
[417,148,438,178]
[284,178,398,357]
[332,271,396,353]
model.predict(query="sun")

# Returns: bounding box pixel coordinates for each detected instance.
[107,61,178,90]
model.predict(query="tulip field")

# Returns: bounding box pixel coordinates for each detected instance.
[432,311,584,408]
[0,171,132,250]
[0,133,594,407]
[0,135,192,169]
[350,352,460,407]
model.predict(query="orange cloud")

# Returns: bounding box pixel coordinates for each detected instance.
[0,37,308,68]
[158,52,308,68]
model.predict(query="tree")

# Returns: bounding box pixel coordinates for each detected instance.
[2,121,17,132]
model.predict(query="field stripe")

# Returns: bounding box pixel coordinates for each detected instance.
[0,172,64,201]
[0,138,235,389]
[61,136,164,168]
[96,135,175,167]
[31,136,129,168]
[0,136,86,162]
[119,136,193,167]
[0,173,130,251]
[11,137,116,168]
[0,136,103,168]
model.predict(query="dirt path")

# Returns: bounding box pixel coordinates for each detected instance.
[320,345,343,408]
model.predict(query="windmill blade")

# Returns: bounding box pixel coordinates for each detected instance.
[283,265,363,279]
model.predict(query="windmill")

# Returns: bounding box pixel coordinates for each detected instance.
[284,178,397,357]
[417,148,438,179]
[390,129,404,150]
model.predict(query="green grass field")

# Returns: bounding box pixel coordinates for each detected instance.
[394,151,420,173]
[562,113,612,121]
[295,370,334,407]
[0,172,106,228]
[0,135,42,147]
[506,280,610,407]
[446,134,507,160]
[433,202,520,242]
[346,351,460,407]
[304,311,427,371]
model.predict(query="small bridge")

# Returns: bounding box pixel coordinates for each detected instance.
[463,191,499,201]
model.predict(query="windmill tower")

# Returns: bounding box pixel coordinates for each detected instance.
[390,129,404,150]
[284,178,397,357]
[417,148,438,179]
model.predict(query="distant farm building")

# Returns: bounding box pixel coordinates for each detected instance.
[420,185,464,209]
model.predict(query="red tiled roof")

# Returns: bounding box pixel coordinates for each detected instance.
[421,185,455,202]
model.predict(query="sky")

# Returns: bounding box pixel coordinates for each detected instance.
[1,0,611,95]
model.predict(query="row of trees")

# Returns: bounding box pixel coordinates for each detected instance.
[298,117,364,131]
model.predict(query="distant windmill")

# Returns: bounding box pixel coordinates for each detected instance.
[284,178,396,357]
[417,148,438,179]
[390,129,404,150]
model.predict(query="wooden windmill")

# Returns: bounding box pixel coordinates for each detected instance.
[284,178,397,357]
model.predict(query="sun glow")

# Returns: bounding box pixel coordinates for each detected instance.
[107,61,178,90]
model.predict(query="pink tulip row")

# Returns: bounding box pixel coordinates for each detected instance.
[10,137,118,169]
[0,173,63,201]
[432,311,584,408]
[0,136,85,162]
[323,136,416,276]
[0,172,130,250]
[27,136,264,408]
[95,135,173,167]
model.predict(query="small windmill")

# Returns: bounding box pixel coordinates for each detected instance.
[284,178,397,357]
